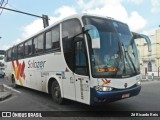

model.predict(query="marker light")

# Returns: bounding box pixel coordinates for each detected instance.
[95,86,113,92]
[107,68,118,72]
[98,68,107,72]
[98,68,118,72]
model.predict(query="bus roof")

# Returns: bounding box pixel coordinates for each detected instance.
[7,13,127,50]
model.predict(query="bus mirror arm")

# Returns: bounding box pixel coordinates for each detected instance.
[132,33,152,52]
[72,28,88,41]
[82,27,90,33]
[142,35,152,52]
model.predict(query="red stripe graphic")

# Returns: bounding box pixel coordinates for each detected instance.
[12,60,26,86]
[20,61,25,77]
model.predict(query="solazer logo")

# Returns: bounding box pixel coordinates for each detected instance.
[28,60,46,69]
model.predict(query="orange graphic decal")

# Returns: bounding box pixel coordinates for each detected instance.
[102,79,111,86]
[12,60,25,86]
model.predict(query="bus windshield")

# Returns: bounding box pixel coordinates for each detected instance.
[83,16,140,78]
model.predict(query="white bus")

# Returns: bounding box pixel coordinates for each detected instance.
[5,14,151,105]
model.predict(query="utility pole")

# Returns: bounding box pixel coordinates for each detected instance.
[0,6,49,28]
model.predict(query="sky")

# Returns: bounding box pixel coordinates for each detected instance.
[0,0,160,50]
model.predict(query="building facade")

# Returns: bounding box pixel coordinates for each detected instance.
[136,29,160,76]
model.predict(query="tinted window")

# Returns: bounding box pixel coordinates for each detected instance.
[45,25,60,50]
[38,34,44,52]
[62,19,81,51]
[33,34,44,53]
[46,31,52,49]
[7,49,11,61]
[62,19,82,72]
[18,44,24,58]
[52,25,60,49]
[25,40,32,56]
[74,39,88,75]
[12,47,17,60]
[33,37,38,54]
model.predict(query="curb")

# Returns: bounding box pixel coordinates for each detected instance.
[3,84,21,94]
[0,84,12,101]
[0,91,12,101]
[141,79,160,82]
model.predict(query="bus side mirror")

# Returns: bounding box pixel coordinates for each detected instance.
[133,33,152,52]
[83,25,101,49]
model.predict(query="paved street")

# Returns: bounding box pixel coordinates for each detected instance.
[0,77,160,119]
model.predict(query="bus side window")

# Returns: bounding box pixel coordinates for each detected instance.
[45,24,60,51]
[51,25,60,50]
[25,39,32,56]
[74,37,88,75]
[18,43,24,58]
[12,46,17,60]
[37,34,44,52]
[62,19,82,72]
[32,42,36,54]
[45,30,52,50]
[7,49,12,61]
[33,34,44,54]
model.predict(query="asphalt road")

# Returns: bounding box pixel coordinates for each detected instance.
[0,77,160,119]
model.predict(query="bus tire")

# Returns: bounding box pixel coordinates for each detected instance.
[12,75,18,88]
[51,80,64,104]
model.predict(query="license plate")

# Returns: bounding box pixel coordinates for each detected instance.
[122,93,130,98]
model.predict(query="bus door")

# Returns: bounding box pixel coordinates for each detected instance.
[62,69,76,101]
[73,38,90,104]
[41,71,48,92]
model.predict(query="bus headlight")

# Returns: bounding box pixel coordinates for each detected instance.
[95,86,112,92]
[136,81,141,86]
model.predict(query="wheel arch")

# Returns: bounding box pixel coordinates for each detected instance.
[11,73,15,83]
[47,76,63,97]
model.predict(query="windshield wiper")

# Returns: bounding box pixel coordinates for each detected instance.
[118,41,126,74]
[121,42,137,74]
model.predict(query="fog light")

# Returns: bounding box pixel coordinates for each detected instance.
[136,81,141,86]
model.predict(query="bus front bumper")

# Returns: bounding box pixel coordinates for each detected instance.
[90,85,141,105]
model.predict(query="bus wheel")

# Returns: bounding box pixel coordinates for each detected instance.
[51,81,64,104]
[12,75,17,88]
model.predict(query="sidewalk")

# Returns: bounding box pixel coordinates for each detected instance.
[141,75,160,82]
